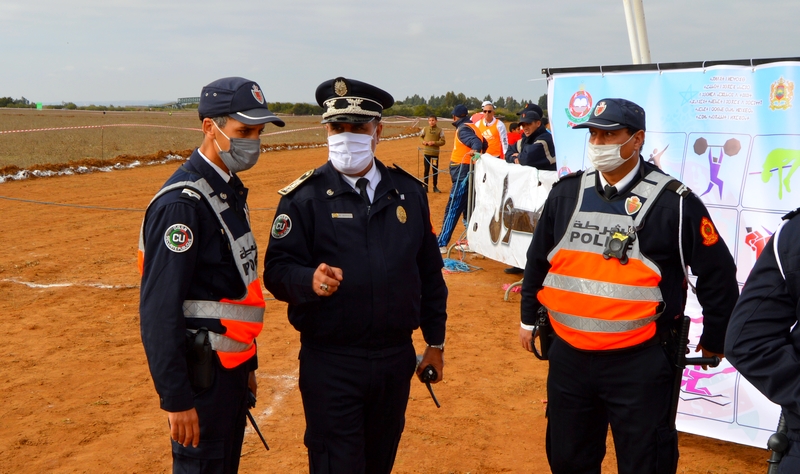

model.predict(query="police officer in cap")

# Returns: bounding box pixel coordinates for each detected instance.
[505,103,556,171]
[138,76,283,472]
[263,77,448,473]
[518,98,738,473]
[726,208,800,472]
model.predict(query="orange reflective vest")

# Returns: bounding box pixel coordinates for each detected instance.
[451,122,482,165]
[476,118,504,158]
[138,177,265,368]
[537,168,676,351]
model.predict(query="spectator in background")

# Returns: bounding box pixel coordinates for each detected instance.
[419,115,445,193]
[437,104,486,253]
[506,104,556,171]
[507,122,522,146]
[475,101,508,159]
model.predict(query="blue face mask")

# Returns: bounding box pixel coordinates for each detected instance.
[213,121,261,173]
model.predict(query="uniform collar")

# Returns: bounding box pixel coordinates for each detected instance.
[319,158,395,200]
[339,158,382,197]
[597,157,642,194]
[197,148,232,183]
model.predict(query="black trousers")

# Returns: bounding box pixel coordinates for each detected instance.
[172,360,250,474]
[423,154,439,188]
[545,337,678,474]
[299,343,417,474]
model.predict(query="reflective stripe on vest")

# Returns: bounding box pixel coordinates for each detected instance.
[538,168,676,351]
[477,119,502,157]
[139,176,265,368]
[451,123,480,165]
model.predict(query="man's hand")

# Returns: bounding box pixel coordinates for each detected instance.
[416,346,444,384]
[248,371,257,398]
[695,344,724,370]
[312,263,343,296]
[168,408,200,447]
[519,327,534,352]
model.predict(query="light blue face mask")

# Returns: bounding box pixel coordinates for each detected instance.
[214,121,261,173]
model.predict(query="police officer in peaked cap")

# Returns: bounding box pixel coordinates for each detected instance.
[138,76,283,473]
[518,98,738,473]
[263,77,448,473]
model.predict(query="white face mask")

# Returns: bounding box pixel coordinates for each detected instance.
[328,130,376,175]
[586,132,638,172]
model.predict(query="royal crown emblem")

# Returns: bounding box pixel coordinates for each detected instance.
[770,77,794,111]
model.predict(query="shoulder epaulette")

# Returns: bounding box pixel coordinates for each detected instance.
[278,169,316,196]
[180,188,202,201]
[552,170,582,187]
[389,164,426,188]
[783,207,800,220]
[665,179,692,197]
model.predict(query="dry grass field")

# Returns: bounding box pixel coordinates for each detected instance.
[0,112,768,473]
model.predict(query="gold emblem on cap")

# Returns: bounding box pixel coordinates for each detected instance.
[396,205,407,224]
[334,79,348,97]
[327,189,334,196]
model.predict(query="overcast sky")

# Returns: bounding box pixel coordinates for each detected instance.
[2,0,799,106]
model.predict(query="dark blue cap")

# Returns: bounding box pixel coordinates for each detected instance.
[517,103,543,118]
[452,104,468,118]
[198,77,285,127]
[316,77,394,123]
[519,108,541,124]
[573,98,645,131]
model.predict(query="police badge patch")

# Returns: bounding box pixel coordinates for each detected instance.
[164,224,194,253]
[271,214,292,239]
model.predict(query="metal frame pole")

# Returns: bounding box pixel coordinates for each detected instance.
[632,0,652,64]
[622,0,641,64]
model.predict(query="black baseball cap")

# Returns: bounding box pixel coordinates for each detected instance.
[198,77,285,127]
[316,77,394,123]
[517,103,543,118]
[573,98,645,131]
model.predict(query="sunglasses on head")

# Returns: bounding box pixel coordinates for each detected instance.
[482,110,493,113]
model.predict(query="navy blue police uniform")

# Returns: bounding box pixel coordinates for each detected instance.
[263,77,448,474]
[726,208,800,473]
[139,76,283,473]
[520,98,738,474]
[505,105,556,170]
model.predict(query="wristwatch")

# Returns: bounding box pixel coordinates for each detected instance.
[427,342,445,351]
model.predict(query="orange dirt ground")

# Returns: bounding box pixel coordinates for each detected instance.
[0,135,768,473]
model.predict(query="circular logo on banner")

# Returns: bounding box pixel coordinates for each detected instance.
[271,214,292,239]
[164,224,194,253]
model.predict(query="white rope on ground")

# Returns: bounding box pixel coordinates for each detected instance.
[1,278,139,289]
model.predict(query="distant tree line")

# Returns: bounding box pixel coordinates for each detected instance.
[0,96,35,108]
[384,92,548,120]
[268,102,324,116]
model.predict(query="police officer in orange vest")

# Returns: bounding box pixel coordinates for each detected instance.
[518,98,738,474]
[138,77,284,473]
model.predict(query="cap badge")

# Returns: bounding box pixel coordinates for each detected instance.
[334,79,348,97]
[251,84,265,104]
[595,101,607,116]
[396,205,407,224]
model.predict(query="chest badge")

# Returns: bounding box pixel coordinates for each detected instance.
[396,206,407,224]
[625,196,642,216]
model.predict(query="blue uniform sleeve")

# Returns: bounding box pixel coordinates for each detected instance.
[263,195,320,306]
[681,194,739,354]
[139,199,198,412]
[726,218,800,419]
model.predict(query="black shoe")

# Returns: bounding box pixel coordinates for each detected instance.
[504,267,524,275]
[433,187,441,193]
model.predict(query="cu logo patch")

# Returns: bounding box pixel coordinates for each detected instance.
[271,214,292,239]
[164,223,194,253]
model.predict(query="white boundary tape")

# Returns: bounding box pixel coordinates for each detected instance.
[1,277,138,289]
